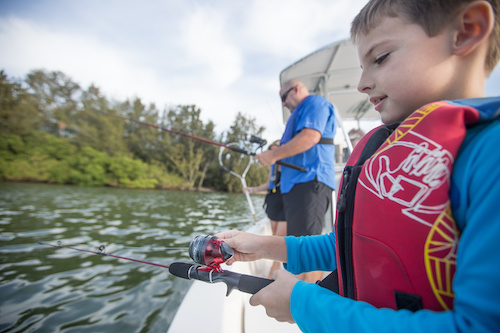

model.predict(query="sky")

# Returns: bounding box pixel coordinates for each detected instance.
[1,0,499,143]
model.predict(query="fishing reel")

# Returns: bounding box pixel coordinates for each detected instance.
[189,235,234,271]
[169,261,273,296]
[181,235,272,295]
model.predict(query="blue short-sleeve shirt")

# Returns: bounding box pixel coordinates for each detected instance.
[280,95,336,193]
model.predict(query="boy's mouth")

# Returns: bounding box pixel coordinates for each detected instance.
[370,96,387,111]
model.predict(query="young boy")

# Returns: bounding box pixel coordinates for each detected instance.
[218,0,500,332]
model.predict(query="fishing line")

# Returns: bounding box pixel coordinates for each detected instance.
[92,110,253,155]
[38,241,172,269]
[92,109,306,172]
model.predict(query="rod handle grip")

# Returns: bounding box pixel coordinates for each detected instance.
[227,147,307,172]
[238,275,274,294]
[276,160,307,172]
[230,147,252,155]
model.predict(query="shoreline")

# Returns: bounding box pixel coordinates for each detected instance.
[0,178,221,193]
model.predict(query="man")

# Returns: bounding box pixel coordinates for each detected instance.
[254,78,336,283]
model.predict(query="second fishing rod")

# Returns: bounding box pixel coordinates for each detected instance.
[93,110,307,173]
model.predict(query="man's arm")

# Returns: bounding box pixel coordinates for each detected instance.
[255,128,321,167]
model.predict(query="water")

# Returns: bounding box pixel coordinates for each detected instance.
[0,182,265,332]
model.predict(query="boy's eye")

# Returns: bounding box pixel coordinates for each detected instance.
[375,53,389,65]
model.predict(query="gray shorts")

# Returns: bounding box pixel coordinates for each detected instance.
[283,179,332,236]
[264,189,285,221]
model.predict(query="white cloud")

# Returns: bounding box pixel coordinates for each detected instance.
[241,0,366,57]
[0,16,164,102]
[177,5,243,90]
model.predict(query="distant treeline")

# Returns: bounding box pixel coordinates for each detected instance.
[0,69,269,191]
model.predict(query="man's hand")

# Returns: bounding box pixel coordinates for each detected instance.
[249,269,299,323]
[254,128,321,167]
[254,149,277,167]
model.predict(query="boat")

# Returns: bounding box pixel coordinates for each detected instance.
[167,38,380,333]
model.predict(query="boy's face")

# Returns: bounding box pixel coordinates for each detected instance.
[356,16,456,124]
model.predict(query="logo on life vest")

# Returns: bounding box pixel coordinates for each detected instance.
[359,104,453,228]
[359,103,458,309]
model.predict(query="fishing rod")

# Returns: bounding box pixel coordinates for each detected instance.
[38,240,171,269]
[38,235,273,295]
[92,109,306,172]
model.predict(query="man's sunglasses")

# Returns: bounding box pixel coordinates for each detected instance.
[280,86,295,102]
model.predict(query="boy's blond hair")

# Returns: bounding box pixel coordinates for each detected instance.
[351,0,500,74]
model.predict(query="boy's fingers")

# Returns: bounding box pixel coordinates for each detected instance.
[249,292,262,307]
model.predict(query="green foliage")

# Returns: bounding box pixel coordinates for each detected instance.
[0,133,25,156]
[0,71,40,135]
[143,162,187,188]
[25,70,81,136]
[69,146,109,186]
[74,85,128,156]
[159,104,219,187]
[0,132,189,189]
[0,69,270,192]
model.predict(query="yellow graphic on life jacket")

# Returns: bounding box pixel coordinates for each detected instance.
[424,204,458,310]
[377,102,442,155]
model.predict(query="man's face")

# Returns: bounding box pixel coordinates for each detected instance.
[280,85,298,111]
[356,16,456,124]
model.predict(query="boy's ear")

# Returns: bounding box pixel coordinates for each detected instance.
[452,0,494,56]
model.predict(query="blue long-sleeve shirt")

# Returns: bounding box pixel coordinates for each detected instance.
[285,117,500,332]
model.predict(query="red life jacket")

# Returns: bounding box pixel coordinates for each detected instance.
[330,100,494,311]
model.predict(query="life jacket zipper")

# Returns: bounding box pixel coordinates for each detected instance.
[337,165,361,299]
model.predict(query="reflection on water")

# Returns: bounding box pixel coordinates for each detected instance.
[0,182,264,332]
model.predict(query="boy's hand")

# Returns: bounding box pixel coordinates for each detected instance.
[249,269,299,323]
[216,230,263,265]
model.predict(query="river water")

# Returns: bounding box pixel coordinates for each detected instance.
[0,182,265,332]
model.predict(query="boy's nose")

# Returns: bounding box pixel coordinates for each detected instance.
[357,71,374,94]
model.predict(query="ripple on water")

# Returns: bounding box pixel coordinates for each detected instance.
[0,182,265,332]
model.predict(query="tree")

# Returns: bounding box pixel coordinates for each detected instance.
[160,105,218,187]
[25,70,81,136]
[119,98,160,163]
[0,68,273,192]
[220,112,268,192]
[75,84,128,156]
[0,71,40,135]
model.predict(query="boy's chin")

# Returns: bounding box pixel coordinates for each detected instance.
[380,108,414,125]
[380,113,401,125]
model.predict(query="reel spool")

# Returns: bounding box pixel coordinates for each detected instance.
[189,235,234,269]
